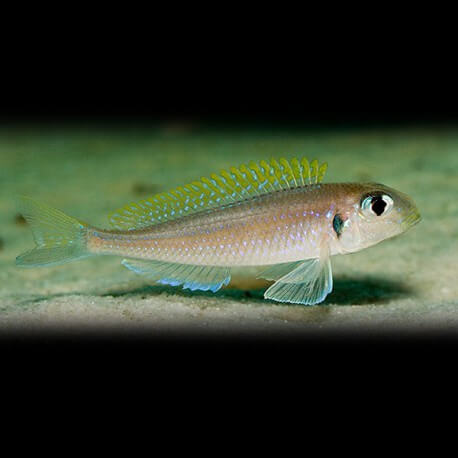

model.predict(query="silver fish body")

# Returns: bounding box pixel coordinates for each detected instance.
[16,158,421,305]
[87,182,420,265]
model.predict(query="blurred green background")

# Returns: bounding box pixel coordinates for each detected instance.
[1,122,457,333]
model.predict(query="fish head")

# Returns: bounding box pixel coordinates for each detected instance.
[336,183,421,253]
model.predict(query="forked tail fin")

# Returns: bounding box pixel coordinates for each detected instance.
[16,197,91,267]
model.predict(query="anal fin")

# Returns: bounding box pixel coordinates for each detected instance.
[121,259,231,293]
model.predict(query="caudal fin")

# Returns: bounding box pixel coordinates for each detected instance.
[16,197,91,267]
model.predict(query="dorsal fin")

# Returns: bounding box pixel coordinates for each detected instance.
[108,157,328,230]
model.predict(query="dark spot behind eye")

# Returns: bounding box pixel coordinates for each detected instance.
[15,214,26,225]
[333,214,344,237]
[371,197,387,216]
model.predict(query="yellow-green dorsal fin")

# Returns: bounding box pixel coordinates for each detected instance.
[108,157,328,230]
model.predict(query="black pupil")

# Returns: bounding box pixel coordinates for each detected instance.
[371,196,387,216]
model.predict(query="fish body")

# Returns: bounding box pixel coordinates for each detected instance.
[89,184,335,265]
[16,158,421,305]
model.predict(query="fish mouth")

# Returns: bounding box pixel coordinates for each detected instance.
[402,209,422,229]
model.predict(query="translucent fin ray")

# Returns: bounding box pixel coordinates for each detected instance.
[121,259,231,292]
[258,261,303,281]
[16,197,90,267]
[108,157,328,230]
[264,250,333,306]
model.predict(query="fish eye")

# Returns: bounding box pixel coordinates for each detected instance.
[361,194,393,217]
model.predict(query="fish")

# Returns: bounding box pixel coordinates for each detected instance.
[16,157,421,305]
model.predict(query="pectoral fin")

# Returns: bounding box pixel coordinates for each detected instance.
[264,250,333,306]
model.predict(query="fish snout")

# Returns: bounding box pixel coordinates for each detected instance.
[402,207,421,230]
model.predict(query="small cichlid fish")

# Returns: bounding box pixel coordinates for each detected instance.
[16,157,421,305]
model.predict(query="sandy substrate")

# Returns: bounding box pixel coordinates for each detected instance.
[1,123,457,335]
